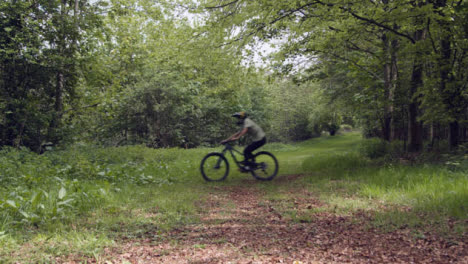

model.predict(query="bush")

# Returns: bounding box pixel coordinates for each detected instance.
[340,124,353,132]
[302,153,369,179]
[327,123,340,136]
[386,140,405,160]
[359,138,390,159]
[0,144,203,230]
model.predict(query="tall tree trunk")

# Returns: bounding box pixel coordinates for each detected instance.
[49,1,67,144]
[432,0,461,149]
[439,20,458,149]
[462,125,467,142]
[449,121,459,148]
[382,33,392,141]
[408,29,426,152]
[389,37,399,141]
[382,32,399,141]
[408,21,426,152]
[408,78,423,152]
[49,71,64,144]
[55,72,64,115]
[380,0,399,142]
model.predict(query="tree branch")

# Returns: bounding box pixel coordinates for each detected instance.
[218,1,320,47]
[205,0,240,10]
[346,41,377,56]
[62,103,100,115]
[426,18,438,53]
[323,51,384,82]
[344,8,416,44]
[314,0,416,44]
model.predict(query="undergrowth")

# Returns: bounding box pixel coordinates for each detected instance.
[0,145,208,262]
[297,136,468,235]
[260,133,467,236]
[0,132,466,262]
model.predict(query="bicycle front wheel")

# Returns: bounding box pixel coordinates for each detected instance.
[200,153,229,182]
[250,151,278,181]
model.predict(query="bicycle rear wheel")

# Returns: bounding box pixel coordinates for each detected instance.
[250,151,278,181]
[200,153,229,181]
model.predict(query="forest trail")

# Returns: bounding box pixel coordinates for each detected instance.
[99,175,466,264]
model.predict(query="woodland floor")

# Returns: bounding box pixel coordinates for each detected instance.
[67,174,468,264]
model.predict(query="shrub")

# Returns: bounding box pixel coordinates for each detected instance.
[386,140,405,161]
[340,124,353,132]
[359,138,390,159]
[302,153,369,179]
[0,144,203,230]
[327,123,340,136]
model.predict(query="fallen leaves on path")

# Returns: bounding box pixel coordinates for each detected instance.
[84,179,466,263]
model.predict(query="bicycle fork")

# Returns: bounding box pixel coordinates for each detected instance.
[214,150,228,169]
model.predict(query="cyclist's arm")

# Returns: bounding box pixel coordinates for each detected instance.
[222,128,248,143]
[232,127,248,140]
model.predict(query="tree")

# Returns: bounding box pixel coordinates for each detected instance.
[197,0,468,151]
[77,0,270,147]
[0,0,102,151]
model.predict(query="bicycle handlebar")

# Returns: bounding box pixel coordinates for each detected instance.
[221,140,236,145]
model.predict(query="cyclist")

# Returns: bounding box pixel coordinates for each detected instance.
[221,111,266,168]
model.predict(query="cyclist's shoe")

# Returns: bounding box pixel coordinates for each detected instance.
[240,160,255,166]
[238,166,250,173]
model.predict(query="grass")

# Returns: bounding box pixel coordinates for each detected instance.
[1,131,467,262]
[260,132,467,235]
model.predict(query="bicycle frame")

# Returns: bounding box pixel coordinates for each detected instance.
[217,143,244,168]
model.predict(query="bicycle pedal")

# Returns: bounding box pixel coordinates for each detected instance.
[238,166,249,173]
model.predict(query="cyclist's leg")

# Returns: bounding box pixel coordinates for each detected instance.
[243,137,266,164]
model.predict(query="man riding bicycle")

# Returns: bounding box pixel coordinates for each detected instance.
[221,112,266,168]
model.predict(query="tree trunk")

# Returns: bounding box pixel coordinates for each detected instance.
[449,121,459,149]
[382,33,392,141]
[408,71,423,152]
[382,33,399,142]
[407,28,426,152]
[390,37,399,141]
[49,72,64,144]
[49,0,67,144]
[462,126,467,142]
[439,25,458,149]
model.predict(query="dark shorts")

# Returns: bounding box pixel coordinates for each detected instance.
[244,137,266,160]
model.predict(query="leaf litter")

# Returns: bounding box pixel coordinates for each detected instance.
[69,178,466,264]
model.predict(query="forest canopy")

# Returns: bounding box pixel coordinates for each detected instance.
[1,0,467,152]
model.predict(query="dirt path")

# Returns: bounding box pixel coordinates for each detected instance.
[102,179,466,264]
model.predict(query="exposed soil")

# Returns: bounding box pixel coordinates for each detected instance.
[91,177,467,264]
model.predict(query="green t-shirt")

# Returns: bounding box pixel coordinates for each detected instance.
[243,118,265,141]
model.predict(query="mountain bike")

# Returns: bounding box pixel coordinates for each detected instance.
[200,141,278,181]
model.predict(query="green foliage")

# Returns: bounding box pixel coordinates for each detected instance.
[340,124,353,132]
[199,0,468,150]
[0,144,202,230]
[268,133,467,232]
[302,153,370,179]
[0,130,466,261]
[358,138,406,161]
[359,165,468,220]
[359,138,391,159]
[297,135,467,224]
[266,79,339,141]
[0,0,103,151]
[72,0,274,148]
[0,147,106,229]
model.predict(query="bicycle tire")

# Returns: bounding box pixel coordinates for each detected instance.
[200,153,229,182]
[250,151,278,181]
